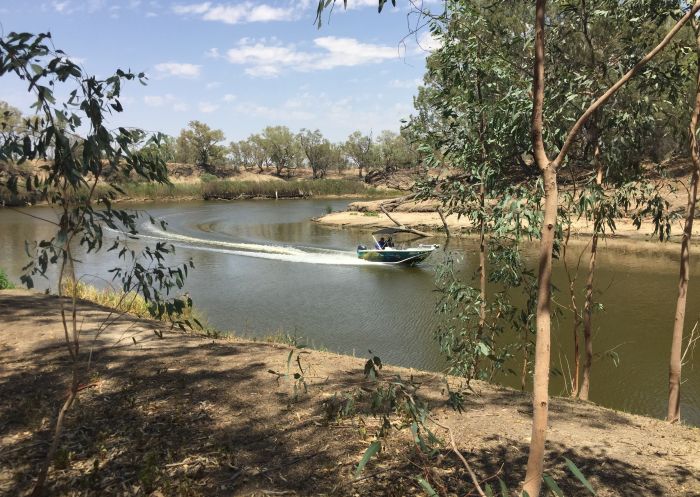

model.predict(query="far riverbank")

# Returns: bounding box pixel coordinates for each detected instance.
[0,177,399,207]
[314,198,700,250]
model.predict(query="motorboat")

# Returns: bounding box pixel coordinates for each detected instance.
[356,227,439,266]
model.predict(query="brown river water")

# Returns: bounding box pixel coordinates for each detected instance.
[0,199,697,425]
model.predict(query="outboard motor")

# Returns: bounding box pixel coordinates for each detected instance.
[357,244,367,251]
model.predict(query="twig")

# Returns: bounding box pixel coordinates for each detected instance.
[447,427,487,497]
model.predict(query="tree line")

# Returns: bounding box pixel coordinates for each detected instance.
[1,100,420,181]
[148,120,419,180]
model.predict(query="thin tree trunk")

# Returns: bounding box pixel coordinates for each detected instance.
[378,203,430,237]
[562,220,581,397]
[579,231,597,400]
[438,208,450,237]
[668,22,700,422]
[523,165,557,497]
[478,182,486,337]
[523,4,552,495]
[32,241,80,497]
[521,346,529,391]
[471,183,487,381]
[579,145,603,401]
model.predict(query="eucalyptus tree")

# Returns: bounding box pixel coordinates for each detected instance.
[138,134,176,164]
[0,100,25,138]
[376,130,417,172]
[231,139,256,171]
[344,130,375,178]
[524,2,700,494]
[299,128,332,178]
[0,31,194,494]
[331,143,348,174]
[668,18,700,423]
[248,133,271,172]
[543,0,694,400]
[407,1,539,386]
[175,120,226,168]
[261,125,301,177]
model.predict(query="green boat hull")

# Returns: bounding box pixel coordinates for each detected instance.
[357,247,436,266]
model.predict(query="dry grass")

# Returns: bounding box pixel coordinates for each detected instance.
[60,279,213,334]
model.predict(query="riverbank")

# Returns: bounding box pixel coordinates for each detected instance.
[1,290,698,496]
[0,178,397,207]
[315,198,700,248]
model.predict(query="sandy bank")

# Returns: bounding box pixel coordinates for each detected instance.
[1,290,698,496]
[315,199,700,249]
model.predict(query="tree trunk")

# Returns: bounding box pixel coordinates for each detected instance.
[523,165,557,497]
[479,182,487,338]
[471,182,487,381]
[579,146,603,401]
[522,3,552,495]
[562,220,581,397]
[578,232,597,400]
[668,22,700,422]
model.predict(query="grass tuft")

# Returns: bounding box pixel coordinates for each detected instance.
[61,279,217,336]
[0,268,16,290]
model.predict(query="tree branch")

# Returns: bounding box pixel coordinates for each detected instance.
[554,1,700,168]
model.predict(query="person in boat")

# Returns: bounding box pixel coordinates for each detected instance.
[386,236,394,248]
[376,237,386,249]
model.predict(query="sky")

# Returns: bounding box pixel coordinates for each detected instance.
[0,0,442,142]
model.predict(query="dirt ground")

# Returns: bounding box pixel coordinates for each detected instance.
[1,290,699,496]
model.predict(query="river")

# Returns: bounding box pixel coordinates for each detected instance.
[0,199,698,426]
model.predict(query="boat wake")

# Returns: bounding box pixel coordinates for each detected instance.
[125,223,382,266]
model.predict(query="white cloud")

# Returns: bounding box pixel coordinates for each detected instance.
[225,36,398,77]
[416,30,442,52]
[173,2,211,14]
[199,101,219,113]
[89,0,107,13]
[234,101,315,121]
[231,92,408,140]
[52,1,71,13]
[206,81,222,89]
[342,0,381,10]
[65,55,86,65]
[143,94,189,111]
[173,2,296,24]
[389,78,421,89]
[154,62,201,78]
[204,47,221,58]
[223,94,237,102]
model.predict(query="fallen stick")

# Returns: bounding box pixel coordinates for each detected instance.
[378,204,431,238]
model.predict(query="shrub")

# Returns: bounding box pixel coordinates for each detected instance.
[0,268,15,289]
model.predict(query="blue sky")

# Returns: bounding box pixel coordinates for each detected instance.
[0,0,442,142]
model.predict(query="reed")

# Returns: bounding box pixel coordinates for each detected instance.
[1,178,394,206]
[202,178,389,199]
